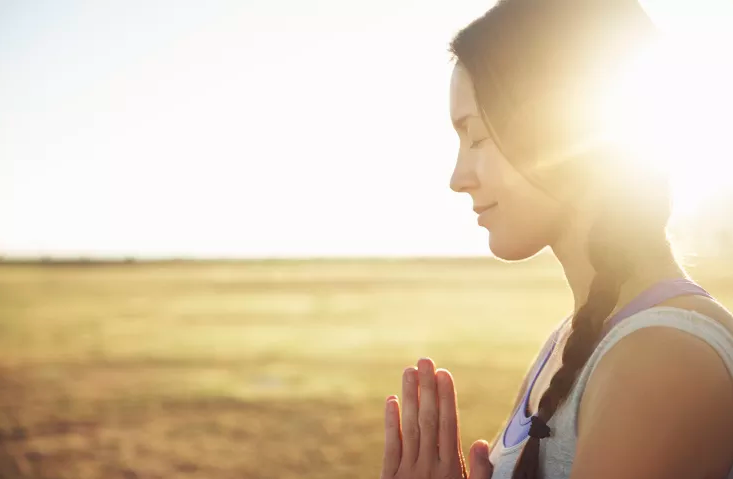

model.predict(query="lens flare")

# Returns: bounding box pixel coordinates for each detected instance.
[598,32,733,218]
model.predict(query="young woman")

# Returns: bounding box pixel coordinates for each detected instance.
[379,1,733,478]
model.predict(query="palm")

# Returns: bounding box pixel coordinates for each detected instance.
[380,358,493,479]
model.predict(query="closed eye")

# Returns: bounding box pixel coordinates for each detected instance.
[470,137,489,149]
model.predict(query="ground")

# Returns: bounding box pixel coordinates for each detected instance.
[0,255,730,478]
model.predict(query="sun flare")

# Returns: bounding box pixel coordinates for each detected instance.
[598,31,733,222]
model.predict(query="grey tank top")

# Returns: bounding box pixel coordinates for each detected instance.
[488,308,733,478]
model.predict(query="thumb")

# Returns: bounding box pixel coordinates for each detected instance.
[468,440,493,479]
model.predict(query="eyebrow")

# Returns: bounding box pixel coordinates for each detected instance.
[452,113,478,131]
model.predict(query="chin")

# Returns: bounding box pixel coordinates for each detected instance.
[488,232,547,262]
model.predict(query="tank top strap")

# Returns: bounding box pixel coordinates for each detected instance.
[600,278,711,340]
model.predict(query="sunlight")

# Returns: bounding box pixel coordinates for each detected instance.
[598,29,733,222]
[0,0,729,258]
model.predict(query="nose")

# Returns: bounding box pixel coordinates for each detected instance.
[450,150,479,193]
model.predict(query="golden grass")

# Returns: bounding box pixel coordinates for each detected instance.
[0,254,730,478]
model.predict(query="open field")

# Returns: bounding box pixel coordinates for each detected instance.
[1,255,732,478]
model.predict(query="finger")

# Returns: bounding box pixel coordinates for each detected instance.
[417,357,438,461]
[457,419,466,475]
[381,395,402,478]
[401,366,420,465]
[458,434,467,479]
[436,369,459,464]
[468,440,493,479]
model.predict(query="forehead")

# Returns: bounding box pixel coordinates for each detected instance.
[450,63,480,122]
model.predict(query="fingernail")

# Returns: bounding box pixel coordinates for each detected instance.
[477,441,490,459]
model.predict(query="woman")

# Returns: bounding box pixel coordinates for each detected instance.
[380,1,733,478]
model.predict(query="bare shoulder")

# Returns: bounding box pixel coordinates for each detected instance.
[571,305,733,479]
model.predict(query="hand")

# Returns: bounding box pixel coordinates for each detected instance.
[380,358,493,479]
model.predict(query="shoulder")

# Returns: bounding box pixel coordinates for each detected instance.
[571,308,733,479]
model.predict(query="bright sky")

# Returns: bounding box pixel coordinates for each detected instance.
[1,1,731,258]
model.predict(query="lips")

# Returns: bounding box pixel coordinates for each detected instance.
[473,203,498,215]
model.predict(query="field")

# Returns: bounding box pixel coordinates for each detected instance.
[1,255,731,479]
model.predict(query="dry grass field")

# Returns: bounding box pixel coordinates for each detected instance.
[1,254,731,478]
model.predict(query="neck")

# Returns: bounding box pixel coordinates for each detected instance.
[550,227,594,314]
[551,222,685,315]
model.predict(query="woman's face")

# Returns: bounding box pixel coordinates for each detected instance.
[449,63,566,261]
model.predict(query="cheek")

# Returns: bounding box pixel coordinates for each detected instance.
[489,207,555,260]
[476,151,508,197]
[474,148,565,260]
[487,172,564,260]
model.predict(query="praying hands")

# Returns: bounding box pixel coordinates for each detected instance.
[380,358,493,479]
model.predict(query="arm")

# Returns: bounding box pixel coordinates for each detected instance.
[570,326,733,479]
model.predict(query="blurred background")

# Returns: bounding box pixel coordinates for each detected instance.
[1,1,732,478]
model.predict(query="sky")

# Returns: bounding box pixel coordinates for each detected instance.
[1,0,732,258]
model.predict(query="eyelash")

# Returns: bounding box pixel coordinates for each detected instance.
[470,137,488,149]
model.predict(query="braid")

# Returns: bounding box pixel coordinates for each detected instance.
[511,213,634,479]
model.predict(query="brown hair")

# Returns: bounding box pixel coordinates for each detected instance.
[450,1,672,478]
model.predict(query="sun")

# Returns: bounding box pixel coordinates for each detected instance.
[597,28,733,223]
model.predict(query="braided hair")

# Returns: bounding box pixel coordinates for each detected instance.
[450,2,670,477]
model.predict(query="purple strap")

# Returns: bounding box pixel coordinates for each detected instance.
[600,278,711,338]
[502,277,711,448]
